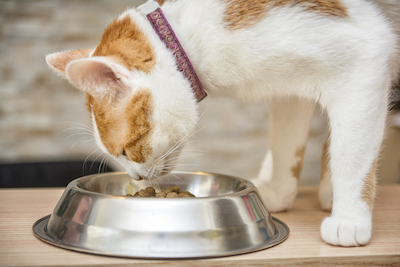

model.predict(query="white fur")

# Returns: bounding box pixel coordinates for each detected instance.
[48,0,400,247]
[156,0,400,247]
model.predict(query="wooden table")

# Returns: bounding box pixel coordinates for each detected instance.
[0,185,399,266]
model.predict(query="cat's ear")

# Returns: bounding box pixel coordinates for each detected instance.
[46,49,93,76]
[65,57,131,101]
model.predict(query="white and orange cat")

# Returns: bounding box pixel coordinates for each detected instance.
[46,0,400,246]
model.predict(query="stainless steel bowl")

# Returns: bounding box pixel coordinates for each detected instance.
[33,171,289,259]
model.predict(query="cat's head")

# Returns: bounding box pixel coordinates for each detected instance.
[46,9,199,180]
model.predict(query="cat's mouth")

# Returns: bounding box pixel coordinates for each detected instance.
[132,164,171,181]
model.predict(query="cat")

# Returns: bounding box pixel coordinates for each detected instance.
[46,0,400,247]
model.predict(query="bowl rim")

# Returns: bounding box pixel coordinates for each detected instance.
[33,214,290,259]
[69,170,257,200]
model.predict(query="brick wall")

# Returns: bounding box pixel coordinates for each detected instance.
[0,0,329,185]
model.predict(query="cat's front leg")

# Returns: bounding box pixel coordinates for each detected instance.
[254,98,315,212]
[320,84,387,246]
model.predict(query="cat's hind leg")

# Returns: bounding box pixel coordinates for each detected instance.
[255,97,316,212]
[320,78,388,246]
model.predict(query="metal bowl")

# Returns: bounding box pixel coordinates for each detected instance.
[33,171,289,259]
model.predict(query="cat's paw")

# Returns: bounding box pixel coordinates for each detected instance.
[256,182,297,213]
[263,191,293,212]
[321,216,372,246]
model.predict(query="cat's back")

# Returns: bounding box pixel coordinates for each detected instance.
[162,0,399,62]
[159,0,400,94]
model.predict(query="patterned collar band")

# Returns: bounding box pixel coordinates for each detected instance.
[138,0,207,102]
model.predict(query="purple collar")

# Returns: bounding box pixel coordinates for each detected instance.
[138,0,207,102]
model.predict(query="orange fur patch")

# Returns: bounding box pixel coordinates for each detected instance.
[124,90,153,163]
[93,16,155,73]
[361,160,377,211]
[291,146,306,179]
[47,49,92,74]
[224,0,347,30]
[87,89,153,163]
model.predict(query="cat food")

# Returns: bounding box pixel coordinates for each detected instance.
[127,186,195,198]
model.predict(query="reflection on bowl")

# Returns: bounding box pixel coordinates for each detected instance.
[33,171,289,259]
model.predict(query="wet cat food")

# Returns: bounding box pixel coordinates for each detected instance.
[127,186,195,198]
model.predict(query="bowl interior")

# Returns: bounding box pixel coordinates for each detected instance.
[75,171,252,198]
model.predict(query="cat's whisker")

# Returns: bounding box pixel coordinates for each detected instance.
[199,109,208,118]
[103,156,111,173]
[83,146,101,173]
[97,155,105,174]
[70,138,95,151]
[148,166,157,181]
[154,138,187,165]
[69,135,94,148]
[164,154,201,165]
[168,172,186,185]
[158,124,203,161]
[56,127,93,136]
[67,137,89,152]
[154,125,205,166]
[83,144,99,162]
[60,132,94,144]
[98,154,108,174]
[163,153,204,164]
[173,147,204,153]
[100,157,107,174]
[168,129,204,155]
[165,163,200,168]
[97,154,107,174]
[56,127,94,144]
[60,121,93,131]
[150,176,161,192]
[90,152,106,172]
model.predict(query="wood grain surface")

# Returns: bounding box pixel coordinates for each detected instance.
[0,185,399,266]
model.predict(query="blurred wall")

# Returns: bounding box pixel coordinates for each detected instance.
[0,0,331,185]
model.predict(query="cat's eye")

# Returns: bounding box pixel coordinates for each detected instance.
[122,149,127,156]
